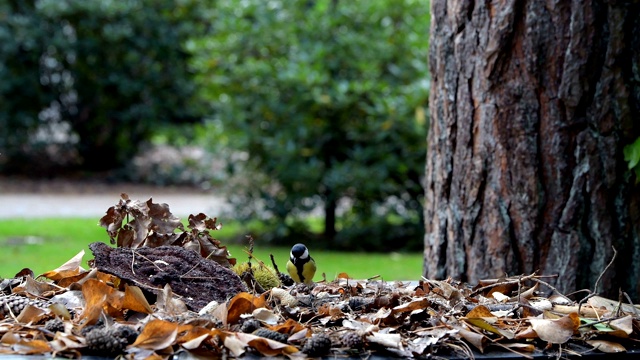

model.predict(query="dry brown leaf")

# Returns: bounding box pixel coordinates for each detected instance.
[253,308,279,325]
[392,297,429,314]
[502,342,535,352]
[1,332,21,345]
[514,326,539,340]
[176,326,212,350]
[236,332,299,356]
[528,312,579,344]
[609,315,634,335]
[222,332,246,357]
[466,305,495,318]
[455,326,488,353]
[227,292,263,325]
[464,305,514,339]
[586,339,627,353]
[366,332,402,349]
[55,268,95,289]
[13,276,58,297]
[123,284,153,314]
[131,319,180,350]
[40,250,87,281]
[269,318,307,335]
[12,339,52,355]
[181,333,211,350]
[587,296,640,315]
[156,284,188,316]
[79,278,123,324]
[15,304,48,324]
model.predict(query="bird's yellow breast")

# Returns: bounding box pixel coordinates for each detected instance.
[287,258,316,285]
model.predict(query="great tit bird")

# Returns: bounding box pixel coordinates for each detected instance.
[286,243,316,285]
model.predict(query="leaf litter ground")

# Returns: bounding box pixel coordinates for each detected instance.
[0,194,639,359]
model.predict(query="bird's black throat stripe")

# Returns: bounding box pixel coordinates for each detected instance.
[292,255,309,283]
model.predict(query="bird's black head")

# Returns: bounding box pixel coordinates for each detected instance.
[290,243,309,259]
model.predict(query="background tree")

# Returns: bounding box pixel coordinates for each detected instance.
[0,0,208,173]
[192,0,430,250]
[424,1,640,299]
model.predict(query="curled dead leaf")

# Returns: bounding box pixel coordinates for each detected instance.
[131,319,180,350]
[586,339,626,353]
[227,292,266,325]
[528,312,579,344]
[41,250,87,281]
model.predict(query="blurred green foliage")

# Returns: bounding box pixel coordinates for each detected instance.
[624,137,640,183]
[190,0,430,250]
[0,0,430,251]
[0,0,207,173]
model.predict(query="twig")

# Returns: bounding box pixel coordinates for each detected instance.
[578,246,617,314]
[242,249,277,278]
[270,254,282,277]
[577,315,626,329]
[469,272,542,297]
[621,290,639,316]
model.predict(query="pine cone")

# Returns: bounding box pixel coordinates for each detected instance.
[348,296,372,311]
[84,325,137,356]
[342,331,364,349]
[240,319,262,333]
[302,334,332,356]
[44,318,65,333]
[253,328,289,343]
[0,295,50,319]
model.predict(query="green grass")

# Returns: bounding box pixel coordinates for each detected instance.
[0,218,423,281]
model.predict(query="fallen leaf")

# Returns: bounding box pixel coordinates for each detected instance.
[79,278,123,324]
[528,312,579,344]
[253,308,279,325]
[15,304,48,324]
[236,332,299,356]
[41,250,86,281]
[586,339,626,353]
[123,284,153,314]
[366,332,402,349]
[609,315,634,335]
[12,339,52,355]
[392,297,429,314]
[455,327,488,353]
[587,296,640,315]
[131,319,180,350]
[228,292,262,325]
[269,318,306,335]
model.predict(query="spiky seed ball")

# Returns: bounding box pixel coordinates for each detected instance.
[342,331,364,349]
[232,262,281,290]
[240,319,262,333]
[253,328,289,343]
[302,334,332,357]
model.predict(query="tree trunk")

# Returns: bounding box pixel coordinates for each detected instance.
[424,1,640,299]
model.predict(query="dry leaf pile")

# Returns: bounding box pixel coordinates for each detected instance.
[0,194,639,359]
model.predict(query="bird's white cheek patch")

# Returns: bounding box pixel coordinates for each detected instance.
[300,249,309,260]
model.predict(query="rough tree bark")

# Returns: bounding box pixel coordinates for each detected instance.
[424,1,640,299]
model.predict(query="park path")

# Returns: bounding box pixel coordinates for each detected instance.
[0,177,231,219]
